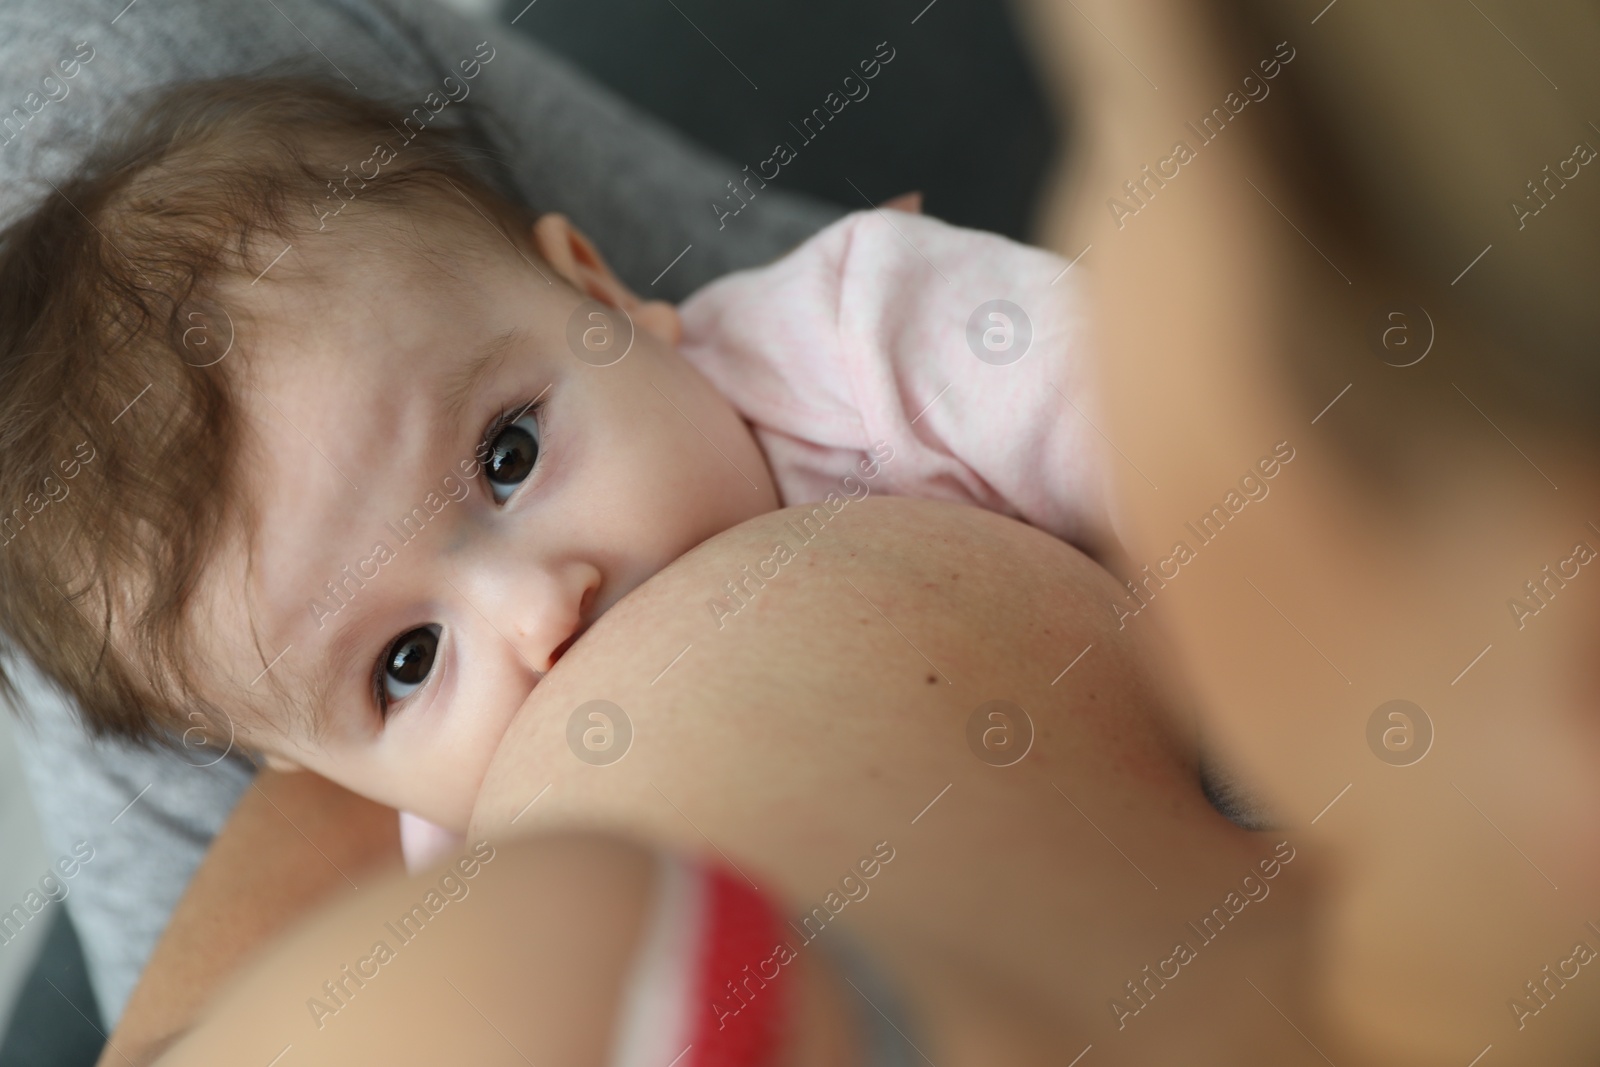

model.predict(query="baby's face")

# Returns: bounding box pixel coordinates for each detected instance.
[204,212,778,828]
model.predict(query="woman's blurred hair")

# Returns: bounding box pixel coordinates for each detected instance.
[1222,0,1599,446]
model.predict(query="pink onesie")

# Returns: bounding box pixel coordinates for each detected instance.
[398,209,1111,873]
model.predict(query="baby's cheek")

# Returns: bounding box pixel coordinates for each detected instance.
[647,448,738,547]
[604,379,773,586]
[466,705,521,785]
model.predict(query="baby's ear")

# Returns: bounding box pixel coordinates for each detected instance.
[530,214,682,346]
[878,191,923,214]
[531,213,613,296]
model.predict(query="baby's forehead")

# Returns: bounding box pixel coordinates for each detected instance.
[218,240,516,427]
[231,212,498,332]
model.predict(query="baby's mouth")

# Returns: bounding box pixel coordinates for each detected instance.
[549,630,580,665]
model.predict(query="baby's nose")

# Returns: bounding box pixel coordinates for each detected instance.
[502,562,601,674]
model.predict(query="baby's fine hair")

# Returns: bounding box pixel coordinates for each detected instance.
[0,75,535,746]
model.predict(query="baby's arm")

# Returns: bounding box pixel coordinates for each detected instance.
[856,210,1121,559]
[680,208,1123,563]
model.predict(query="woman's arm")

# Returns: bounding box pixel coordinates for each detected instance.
[154,832,862,1067]
[97,770,401,1066]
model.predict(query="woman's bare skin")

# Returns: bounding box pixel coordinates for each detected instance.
[469,497,1322,1065]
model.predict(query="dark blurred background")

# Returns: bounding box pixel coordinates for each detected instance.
[0,2,1055,1062]
[502,0,1060,240]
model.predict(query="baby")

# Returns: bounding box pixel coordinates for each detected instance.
[0,76,1111,858]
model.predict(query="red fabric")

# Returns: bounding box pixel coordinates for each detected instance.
[688,867,790,1067]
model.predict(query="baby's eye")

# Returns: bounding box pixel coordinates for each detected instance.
[378,624,440,709]
[484,411,541,504]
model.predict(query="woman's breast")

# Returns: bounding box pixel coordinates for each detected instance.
[469,496,1295,1030]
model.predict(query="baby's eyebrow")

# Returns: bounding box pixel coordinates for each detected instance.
[439,327,524,428]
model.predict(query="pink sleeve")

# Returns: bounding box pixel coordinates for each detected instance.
[678,211,1116,559]
[832,211,1115,555]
